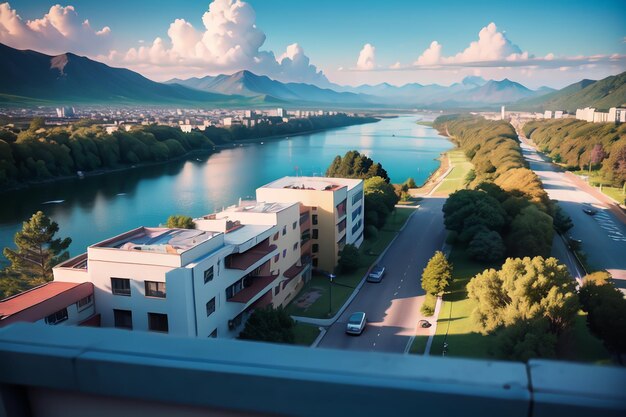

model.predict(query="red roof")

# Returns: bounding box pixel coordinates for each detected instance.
[0,281,93,326]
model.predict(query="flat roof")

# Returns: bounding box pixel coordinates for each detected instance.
[225,201,294,214]
[93,227,220,254]
[224,224,274,246]
[261,176,362,192]
[0,282,88,319]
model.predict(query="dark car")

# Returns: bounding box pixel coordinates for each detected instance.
[367,265,386,283]
[582,205,597,215]
[418,319,431,328]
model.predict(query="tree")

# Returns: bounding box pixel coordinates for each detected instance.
[238,307,295,344]
[590,144,607,166]
[421,251,452,296]
[3,211,71,284]
[405,177,417,188]
[29,117,46,131]
[364,176,398,229]
[166,215,195,229]
[325,150,390,182]
[494,318,557,361]
[552,205,573,234]
[467,229,505,262]
[467,256,579,335]
[338,244,361,273]
[578,274,626,354]
[505,205,553,258]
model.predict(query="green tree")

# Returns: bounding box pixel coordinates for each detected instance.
[467,229,505,262]
[467,256,579,335]
[364,176,399,228]
[405,177,417,188]
[338,244,361,273]
[421,251,452,296]
[29,117,46,131]
[3,211,71,284]
[166,215,195,229]
[326,150,390,182]
[552,205,573,234]
[238,307,295,344]
[578,275,626,354]
[494,318,557,361]
[506,205,553,258]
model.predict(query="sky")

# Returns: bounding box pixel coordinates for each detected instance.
[0,0,624,88]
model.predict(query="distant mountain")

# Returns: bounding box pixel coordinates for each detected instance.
[0,43,273,106]
[455,78,536,104]
[513,72,626,112]
[461,76,487,88]
[167,70,367,104]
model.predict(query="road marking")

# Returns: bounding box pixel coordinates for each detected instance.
[373,342,376,347]
[377,332,380,337]
[401,279,403,282]
[394,292,398,296]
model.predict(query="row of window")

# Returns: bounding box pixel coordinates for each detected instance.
[44,295,94,326]
[113,309,169,332]
[351,205,362,221]
[352,191,363,205]
[112,278,167,298]
[352,219,363,235]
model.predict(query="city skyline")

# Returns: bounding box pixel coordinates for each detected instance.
[0,0,624,88]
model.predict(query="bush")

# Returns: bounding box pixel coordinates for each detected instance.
[238,307,295,344]
[338,244,361,273]
[166,215,195,229]
[365,225,379,239]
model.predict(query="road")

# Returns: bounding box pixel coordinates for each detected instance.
[317,197,446,353]
[515,124,626,288]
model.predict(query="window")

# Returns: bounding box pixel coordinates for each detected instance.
[299,212,309,225]
[282,226,287,236]
[312,258,318,267]
[145,281,166,298]
[111,278,131,296]
[76,295,93,309]
[283,249,287,258]
[274,254,280,262]
[292,221,297,230]
[312,229,318,239]
[336,199,347,218]
[293,242,298,250]
[338,219,347,233]
[273,232,279,241]
[204,266,214,283]
[352,219,363,235]
[114,309,132,329]
[312,214,318,225]
[45,308,68,325]
[275,285,281,296]
[312,244,319,253]
[206,298,216,317]
[209,328,218,338]
[352,192,363,205]
[148,313,169,333]
[351,205,362,221]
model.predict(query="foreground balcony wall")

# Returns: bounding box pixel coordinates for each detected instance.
[0,323,624,417]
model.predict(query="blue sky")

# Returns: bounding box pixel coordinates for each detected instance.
[2,0,625,87]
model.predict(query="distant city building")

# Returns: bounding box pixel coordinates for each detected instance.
[575,107,625,123]
[180,124,193,133]
[544,110,553,119]
[56,106,75,118]
[501,106,506,120]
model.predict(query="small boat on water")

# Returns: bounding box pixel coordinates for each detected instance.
[42,200,64,205]
[116,193,126,196]
[260,142,264,145]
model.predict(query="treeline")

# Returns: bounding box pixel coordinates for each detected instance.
[434,115,565,262]
[523,118,626,186]
[0,120,215,188]
[0,114,376,190]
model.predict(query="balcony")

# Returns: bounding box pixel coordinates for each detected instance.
[225,238,277,270]
[227,274,277,304]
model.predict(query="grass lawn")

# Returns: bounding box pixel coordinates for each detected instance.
[293,322,321,346]
[416,121,434,127]
[429,247,500,359]
[409,336,429,354]
[285,208,415,319]
[571,170,625,205]
[433,149,473,196]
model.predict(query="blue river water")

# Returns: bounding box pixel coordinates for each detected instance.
[0,115,452,261]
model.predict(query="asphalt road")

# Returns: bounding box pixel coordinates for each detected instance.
[517,129,626,288]
[317,198,447,353]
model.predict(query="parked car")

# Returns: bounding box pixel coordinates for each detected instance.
[367,265,386,283]
[418,319,431,328]
[345,312,367,335]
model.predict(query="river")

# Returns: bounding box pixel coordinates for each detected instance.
[0,115,452,262]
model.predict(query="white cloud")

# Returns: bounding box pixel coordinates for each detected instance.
[415,41,442,66]
[108,0,328,84]
[356,43,376,70]
[0,2,111,55]
[444,22,524,63]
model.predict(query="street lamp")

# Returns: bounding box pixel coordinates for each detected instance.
[328,274,335,317]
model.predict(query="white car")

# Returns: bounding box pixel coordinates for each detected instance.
[345,312,367,335]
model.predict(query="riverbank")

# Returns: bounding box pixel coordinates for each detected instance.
[0,117,380,194]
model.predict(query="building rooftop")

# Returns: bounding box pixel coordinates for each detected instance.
[0,282,92,322]
[92,227,220,254]
[224,224,274,246]
[260,176,362,192]
[225,201,294,214]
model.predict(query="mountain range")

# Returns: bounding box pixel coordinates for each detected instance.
[0,42,624,110]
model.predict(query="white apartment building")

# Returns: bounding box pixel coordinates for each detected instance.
[576,107,626,123]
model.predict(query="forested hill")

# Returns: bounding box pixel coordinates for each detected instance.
[523,118,626,187]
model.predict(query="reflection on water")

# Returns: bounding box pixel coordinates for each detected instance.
[0,115,452,262]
